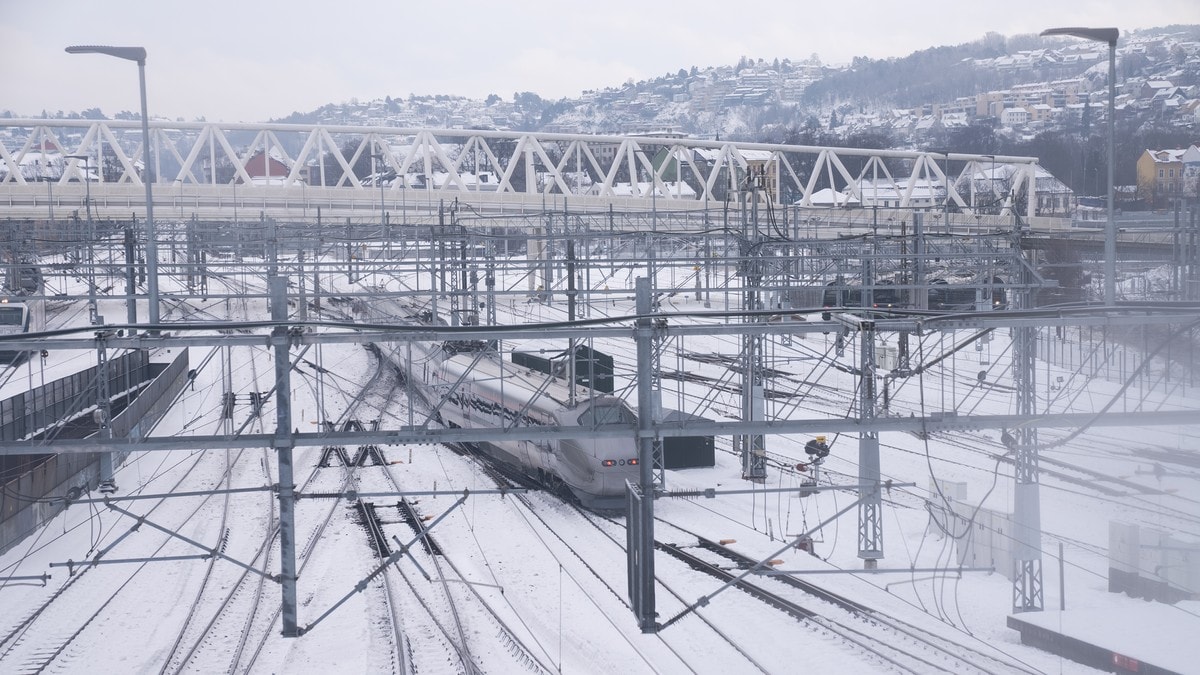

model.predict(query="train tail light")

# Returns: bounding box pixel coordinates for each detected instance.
[628,458,638,465]
[601,459,616,467]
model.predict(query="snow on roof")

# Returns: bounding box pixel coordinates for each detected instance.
[1147,148,1189,163]
[803,187,860,206]
[593,180,695,197]
[735,149,773,162]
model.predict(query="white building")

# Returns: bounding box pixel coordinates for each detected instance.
[1001,107,1030,127]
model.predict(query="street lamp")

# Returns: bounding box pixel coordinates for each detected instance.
[633,148,658,229]
[928,149,952,229]
[1042,27,1119,306]
[66,45,160,325]
[67,154,99,324]
[65,154,92,221]
[370,151,387,256]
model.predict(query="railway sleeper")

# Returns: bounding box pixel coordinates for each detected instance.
[353,500,392,558]
[319,446,352,468]
[319,444,387,467]
[396,499,444,556]
[696,537,871,615]
[657,541,817,622]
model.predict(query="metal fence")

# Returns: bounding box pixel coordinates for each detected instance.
[0,350,188,557]
[0,351,149,442]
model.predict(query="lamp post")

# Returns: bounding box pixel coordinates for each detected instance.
[929,149,951,230]
[370,151,387,256]
[942,152,950,227]
[66,154,92,221]
[1042,27,1119,306]
[66,45,160,325]
[44,162,55,222]
[67,154,98,324]
[633,148,658,284]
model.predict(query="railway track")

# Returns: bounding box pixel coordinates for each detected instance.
[0,448,242,673]
[665,533,1040,675]
[147,277,281,675]
[511,491,1037,674]
[0,284,264,673]
[352,439,556,674]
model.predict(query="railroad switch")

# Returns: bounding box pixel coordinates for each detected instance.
[318,446,351,467]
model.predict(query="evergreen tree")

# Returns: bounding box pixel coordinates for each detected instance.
[1079,94,1092,137]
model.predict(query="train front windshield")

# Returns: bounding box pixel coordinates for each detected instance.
[0,306,25,327]
[577,401,636,427]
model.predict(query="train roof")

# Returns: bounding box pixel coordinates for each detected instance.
[440,346,621,411]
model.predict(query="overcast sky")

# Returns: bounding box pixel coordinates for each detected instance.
[4,1,1195,123]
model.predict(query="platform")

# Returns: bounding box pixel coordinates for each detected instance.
[1008,603,1199,675]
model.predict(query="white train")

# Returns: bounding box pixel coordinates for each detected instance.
[0,266,46,365]
[370,305,641,510]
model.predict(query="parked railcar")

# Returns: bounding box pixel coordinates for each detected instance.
[927,277,1007,311]
[821,281,902,320]
[820,276,1006,319]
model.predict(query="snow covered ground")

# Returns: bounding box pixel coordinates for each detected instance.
[1,250,1198,674]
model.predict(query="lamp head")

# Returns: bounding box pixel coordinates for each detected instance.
[65,45,147,64]
[1040,27,1118,46]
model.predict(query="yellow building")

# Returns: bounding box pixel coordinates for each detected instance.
[1135,146,1194,206]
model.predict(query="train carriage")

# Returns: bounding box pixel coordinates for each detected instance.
[0,266,45,365]
[371,303,640,511]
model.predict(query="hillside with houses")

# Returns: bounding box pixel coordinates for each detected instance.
[254,26,1200,203]
[5,25,1198,209]
[271,26,1199,144]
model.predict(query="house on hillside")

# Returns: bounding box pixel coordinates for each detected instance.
[1139,80,1175,100]
[1136,146,1197,205]
[1150,86,1188,114]
[805,187,860,208]
[1028,104,1056,124]
[959,164,1074,216]
[850,178,941,210]
[0,151,61,182]
[653,147,779,202]
[590,180,696,199]
[1001,107,1030,128]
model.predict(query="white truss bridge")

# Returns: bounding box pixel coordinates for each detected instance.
[0,119,1057,229]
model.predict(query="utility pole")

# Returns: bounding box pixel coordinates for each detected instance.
[739,177,767,482]
[629,276,658,633]
[270,273,300,635]
[856,313,882,567]
[95,331,116,493]
[1012,259,1044,612]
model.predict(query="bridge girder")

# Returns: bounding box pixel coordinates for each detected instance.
[0,119,1041,221]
